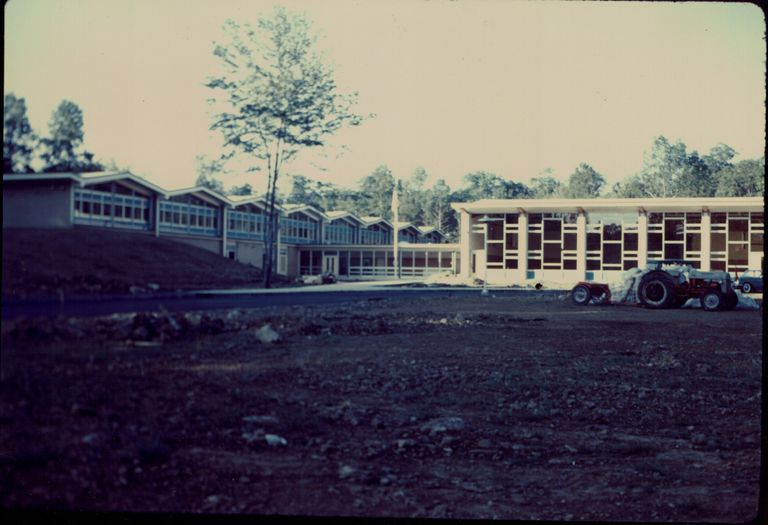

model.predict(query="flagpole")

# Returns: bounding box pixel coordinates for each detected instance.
[392,179,400,279]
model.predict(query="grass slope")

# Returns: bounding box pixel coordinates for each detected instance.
[2,228,271,299]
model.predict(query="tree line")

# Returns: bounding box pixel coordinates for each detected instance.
[3,94,105,174]
[195,135,764,242]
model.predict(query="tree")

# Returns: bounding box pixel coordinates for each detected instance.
[560,163,606,198]
[228,183,254,196]
[455,171,531,201]
[529,169,561,198]
[630,136,717,198]
[359,165,395,219]
[207,8,363,287]
[3,93,36,173]
[424,178,452,231]
[715,158,764,197]
[703,143,737,175]
[195,155,226,194]
[40,100,102,172]
[399,166,429,224]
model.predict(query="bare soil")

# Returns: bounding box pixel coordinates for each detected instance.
[0,294,762,521]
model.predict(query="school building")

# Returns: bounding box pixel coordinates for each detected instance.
[3,172,764,285]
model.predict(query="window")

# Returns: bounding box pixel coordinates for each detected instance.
[563,233,577,251]
[711,233,726,252]
[563,259,577,270]
[648,233,662,251]
[603,244,621,265]
[728,244,748,267]
[623,233,638,251]
[603,223,621,241]
[685,233,701,252]
[506,233,518,250]
[751,233,763,253]
[487,221,504,241]
[487,244,503,264]
[543,220,561,241]
[528,232,541,250]
[587,233,601,251]
[528,258,541,270]
[728,219,749,242]
[664,219,684,241]
[543,243,561,264]
[664,244,684,260]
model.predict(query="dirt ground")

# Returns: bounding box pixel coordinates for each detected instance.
[0,294,762,521]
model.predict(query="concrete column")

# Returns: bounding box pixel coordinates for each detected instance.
[459,210,471,278]
[518,212,528,277]
[221,206,228,256]
[700,210,711,271]
[637,210,648,267]
[576,211,586,277]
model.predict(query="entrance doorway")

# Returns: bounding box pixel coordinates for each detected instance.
[323,255,338,276]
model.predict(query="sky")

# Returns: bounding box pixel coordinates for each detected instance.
[4,0,766,194]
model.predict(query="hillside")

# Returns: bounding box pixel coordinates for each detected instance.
[2,228,277,299]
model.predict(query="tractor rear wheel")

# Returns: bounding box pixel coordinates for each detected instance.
[639,271,676,309]
[722,290,738,310]
[700,289,724,311]
[571,284,592,306]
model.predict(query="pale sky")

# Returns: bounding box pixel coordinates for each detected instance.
[4,0,765,194]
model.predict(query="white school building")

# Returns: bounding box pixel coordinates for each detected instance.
[452,197,764,284]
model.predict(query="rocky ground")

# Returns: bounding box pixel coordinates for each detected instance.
[0,294,762,521]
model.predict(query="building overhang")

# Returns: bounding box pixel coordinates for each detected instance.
[451,197,764,214]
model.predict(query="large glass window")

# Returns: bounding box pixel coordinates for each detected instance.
[543,243,561,264]
[664,219,684,241]
[487,243,503,264]
[543,220,561,241]
[728,244,748,267]
[603,244,621,265]
[728,219,749,242]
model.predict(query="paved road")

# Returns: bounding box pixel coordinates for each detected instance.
[2,288,563,319]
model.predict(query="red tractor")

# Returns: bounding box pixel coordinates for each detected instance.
[571,260,739,311]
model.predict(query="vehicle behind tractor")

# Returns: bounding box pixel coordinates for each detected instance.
[571,260,739,311]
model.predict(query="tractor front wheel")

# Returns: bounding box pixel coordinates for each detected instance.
[701,289,724,311]
[571,284,592,306]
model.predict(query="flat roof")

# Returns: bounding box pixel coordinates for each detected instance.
[451,196,764,214]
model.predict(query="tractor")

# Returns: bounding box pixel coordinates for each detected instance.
[571,260,739,311]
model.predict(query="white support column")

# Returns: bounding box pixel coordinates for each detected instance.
[459,210,471,278]
[221,206,228,256]
[637,210,648,267]
[518,211,528,277]
[576,211,586,277]
[700,209,711,271]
